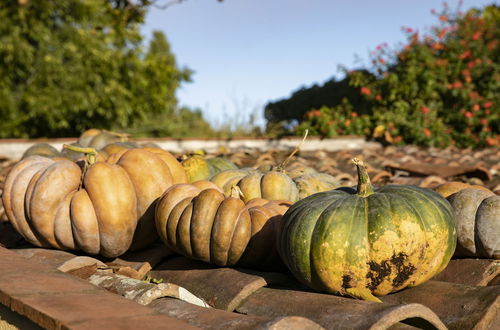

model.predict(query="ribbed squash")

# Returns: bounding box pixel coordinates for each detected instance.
[434,181,492,198]
[155,181,291,270]
[211,167,340,203]
[21,143,62,159]
[2,147,186,257]
[99,141,140,158]
[106,147,187,185]
[257,162,317,178]
[78,129,129,150]
[278,158,456,302]
[447,188,499,259]
[283,162,318,178]
[293,173,340,199]
[182,155,237,183]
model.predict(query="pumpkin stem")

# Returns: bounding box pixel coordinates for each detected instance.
[102,130,130,142]
[276,129,308,172]
[230,185,244,199]
[352,158,374,197]
[63,144,98,165]
[63,144,98,190]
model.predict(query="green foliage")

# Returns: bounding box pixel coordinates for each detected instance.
[296,99,372,137]
[0,0,210,138]
[264,74,373,135]
[296,4,499,148]
[129,106,215,138]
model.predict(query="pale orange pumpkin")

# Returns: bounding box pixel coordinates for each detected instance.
[3,147,187,257]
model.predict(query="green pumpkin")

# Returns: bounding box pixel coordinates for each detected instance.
[206,157,238,174]
[278,158,456,302]
[182,155,238,183]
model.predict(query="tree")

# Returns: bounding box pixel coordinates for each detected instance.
[0,0,209,138]
[264,72,373,135]
[295,4,499,147]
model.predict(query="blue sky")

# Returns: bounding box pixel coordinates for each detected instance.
[142,0,494,128]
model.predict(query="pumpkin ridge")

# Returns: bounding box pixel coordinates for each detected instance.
[24,168,54,246]
[341,197,369,297]
[362,197,370,294]
[9,162,52,243]
[281,191,340,264]
[190,190,225,260]
[288,195,334,286]
[386,185,454,232]
[395,186,455,231]
[53,191,77,250]
[224,204,248,264]
[169,196,195,252]
[29,161,82,249]
[208,197,244,265]
[70,189,101,254]
[338,196,360,294]
[227,205,252,265]
[277,198,303,271]
[2,157,51,232]
[177,202,195,256]
[388,194,425,289]
[387,188,455,284]
[390,185,452,218]
[310,194,352,292]
[239,172,264,202]
[366,193,391,293]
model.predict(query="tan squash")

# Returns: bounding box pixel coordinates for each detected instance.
[2,146,186,257]
[447,188,499,259]
[155,181,291,270]
[78,129,129,150]
[211,168,300,202]
[211,167,340,203]
[99,141,140,158]
[434,181,492,198]
[106,147,187,185]
[21,143,62,159]
[211,131,339,202]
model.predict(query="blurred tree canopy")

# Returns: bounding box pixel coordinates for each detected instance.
[264,72,373,134]
[0,0,212,138]
[267,4,499,147]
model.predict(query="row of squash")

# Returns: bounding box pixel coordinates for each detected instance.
[3,129,499,302]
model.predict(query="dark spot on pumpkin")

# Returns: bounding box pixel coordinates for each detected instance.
[390,252,416,287]
[366,252,418,290]
[393,264,416,287]
[342,274,353,289]
[419,247,425,260]
[391,252,405,267]
[419,243,429,260]
[366,259,391,291]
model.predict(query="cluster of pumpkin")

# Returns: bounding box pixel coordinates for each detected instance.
[2,129,498,303]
